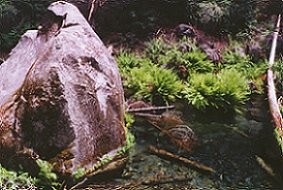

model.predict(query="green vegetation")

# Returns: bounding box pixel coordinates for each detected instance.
[116,38,266,112]
[116,51,144,78]
[274,129,283,156]
[0,131,136,189]
[145,38,171,64]
[125,113,135,128]
[1,0,269,52]
[117,47,184,105]
[0,165,36,190]
[183,69,249,112]
[0,159,59,190]
[274,59,283,84]
[222,49,267,80]
[159,46,214,74]
[124,63,183,105]
[221,47,267,93]
[186,0,257,34]
[35,159,60,189]
[0,0,54,51]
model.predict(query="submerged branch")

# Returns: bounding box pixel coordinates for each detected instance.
[141,175,192,186]
[127,105,175,113]
[148,146,215,174]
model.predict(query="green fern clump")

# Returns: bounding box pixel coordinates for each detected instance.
[117,43,186,105]
[0,159,60,190]
[158,43,214,78]
[116,51,143,77]
[125,63,183,105]
[145,38,171,63]
[274,59,283,93]
[183,50,215,73]
[0,165,36,190]
[145,38,214,78]
[222,49,267,93]
[35,159,60,189]
[274,59,283,83]
[222,50,266,79]
[125,113,135,128]
[183,69,249,112]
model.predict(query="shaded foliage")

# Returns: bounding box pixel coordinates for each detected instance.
[0,0,55,51]
[145,38,214,79]
[0,165,36,190]
[0,159,60,190]
[1,0,272,51]
[274,58,283,94]
[186,0,257,34]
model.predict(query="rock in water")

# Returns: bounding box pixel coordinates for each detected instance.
[0,1,126,176]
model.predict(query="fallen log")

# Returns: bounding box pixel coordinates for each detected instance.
[148,145,215,174]
[267,14,283,153]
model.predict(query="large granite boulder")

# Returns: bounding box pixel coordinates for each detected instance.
[0,1,126,176]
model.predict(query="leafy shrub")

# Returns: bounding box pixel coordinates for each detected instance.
[144,38,215,79]
[125,113,135,128]
[183,69,249,112]
[196,1,226,32]
[35,159,60,189]
[226,0,257,33]
[159,47,215,79]
[0,0,55,51]
[221,48,267,93]
[274,59,283,93]
[0,159,59,190]
[145,38,171,63]
[124,63,183,105]
[185,0,256,34]
[222,50,267,80]
[0,165,36,190]
[116,51,145,77]
[274,59,283,83]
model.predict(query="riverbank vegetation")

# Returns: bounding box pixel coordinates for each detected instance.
[116,37,267,113]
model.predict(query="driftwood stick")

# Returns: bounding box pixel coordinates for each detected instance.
[255,155,283,185]
[148,146,215,173]
[127,105,175,113]
[255,156,276,178]
[70,178,88,190]
[142,175,191,186]
[133,113,162,118]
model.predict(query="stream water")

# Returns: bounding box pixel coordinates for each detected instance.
[86,98,283,189]
[124,119,274,189]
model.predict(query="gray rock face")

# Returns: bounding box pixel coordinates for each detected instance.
[0,1,126,176]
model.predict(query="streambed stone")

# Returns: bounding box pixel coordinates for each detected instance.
[0,1,126,176]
